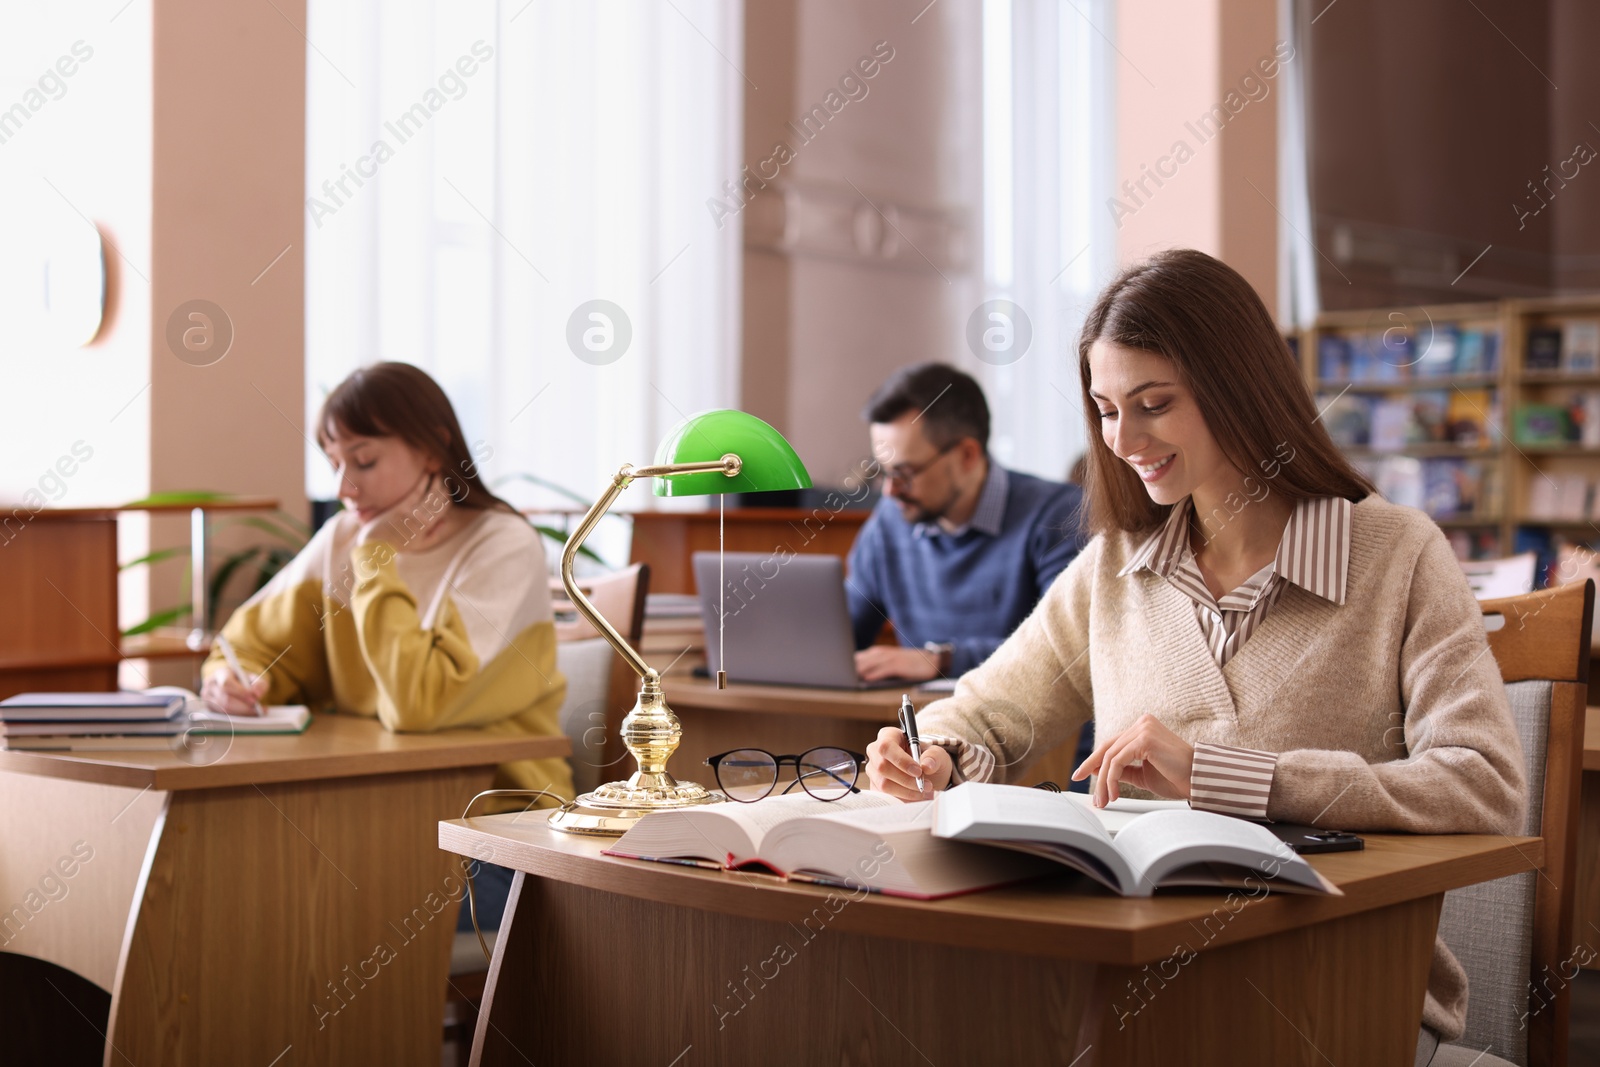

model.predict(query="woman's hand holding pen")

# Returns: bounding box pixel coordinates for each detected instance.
[866,726,953,800]
[1071,713,1194,808]
[200,670,269,717]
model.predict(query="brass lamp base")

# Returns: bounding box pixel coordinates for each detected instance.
[548,673,724,836]
[547,778,722,836]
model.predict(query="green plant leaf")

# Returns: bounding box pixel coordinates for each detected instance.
[532,524,607,566]
[119,546,190,571]
[122,604,190,637]
[119,490,239,508]
[206,547,263,628]
[216,513,310,548]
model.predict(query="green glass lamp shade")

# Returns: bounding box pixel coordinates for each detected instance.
[652,409,811,497]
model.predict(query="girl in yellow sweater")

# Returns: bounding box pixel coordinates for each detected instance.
[202,363,572,925]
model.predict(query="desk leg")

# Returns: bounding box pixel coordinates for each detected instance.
[106,766,490,1067]
[0,774,164,992]
[471,878,1437,1067]
[1580,770,1600,971]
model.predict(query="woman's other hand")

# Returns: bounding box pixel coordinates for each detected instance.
[1071,713,1195,807]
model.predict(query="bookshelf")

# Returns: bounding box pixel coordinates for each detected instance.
[1297,295,1600,580]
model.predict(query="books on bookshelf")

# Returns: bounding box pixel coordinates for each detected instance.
[1513,393,1600,447]
[1524,320,1600,375]
[1526,473,1600,523]
[1317,389,1497,450]
[1351,455,1500,521]
[1318,326,1499,383]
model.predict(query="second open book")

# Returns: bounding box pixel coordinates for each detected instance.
[605,781,1339,900]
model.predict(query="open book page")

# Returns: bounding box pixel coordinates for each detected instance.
[607,789,898,866]
[1114,810,1336,895]
[770,798,1051,898]
[1063,793,1190,836]
[932,783,1137,894]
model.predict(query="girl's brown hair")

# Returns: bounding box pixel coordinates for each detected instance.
[1076,249,1373,537]
[316,362,512,512]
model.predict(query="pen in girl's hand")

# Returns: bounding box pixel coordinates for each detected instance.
[215,633,261,713]
[898,693,925,796]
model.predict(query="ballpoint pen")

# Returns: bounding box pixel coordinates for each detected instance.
[215,633,262,713]
[898,692,925,796]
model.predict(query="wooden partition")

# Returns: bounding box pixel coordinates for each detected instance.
[627,506,872,595]
[0,510,121,701]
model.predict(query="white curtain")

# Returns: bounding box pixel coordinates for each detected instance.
[972,0,1116,483]
[1277,0,1319,328]
[304,0,743,524]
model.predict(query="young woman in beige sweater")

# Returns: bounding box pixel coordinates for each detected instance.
[865,249,1525,1055]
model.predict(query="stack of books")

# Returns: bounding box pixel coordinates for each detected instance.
[0,688,310,751]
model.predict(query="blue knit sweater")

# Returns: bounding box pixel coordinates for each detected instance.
[846,466,1087,674]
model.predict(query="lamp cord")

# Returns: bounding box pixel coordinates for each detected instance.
[717,494,726,688]
[457,787,573,963]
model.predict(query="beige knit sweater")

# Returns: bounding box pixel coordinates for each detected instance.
[919,493,1527,1040]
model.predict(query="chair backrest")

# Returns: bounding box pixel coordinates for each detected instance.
[1436,580,1592,1067]
[1459,552,1539,600]
[548,564,649,797]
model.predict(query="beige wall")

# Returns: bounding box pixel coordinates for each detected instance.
[147,0,308,625]
[740,0,981,486]
[1114,0,1281,317]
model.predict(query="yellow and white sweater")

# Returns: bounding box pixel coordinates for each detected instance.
[202,508,573,805]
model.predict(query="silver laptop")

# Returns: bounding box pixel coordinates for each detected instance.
[692,552,906,689]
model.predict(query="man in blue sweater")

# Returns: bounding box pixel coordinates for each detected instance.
[849,363,1087,687]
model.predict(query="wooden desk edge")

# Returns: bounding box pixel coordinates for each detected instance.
[438,817,1541,967]
[0,732,570,790]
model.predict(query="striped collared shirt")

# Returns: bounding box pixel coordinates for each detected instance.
[1118,494,1354,818]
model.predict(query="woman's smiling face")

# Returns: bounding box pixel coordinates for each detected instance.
[1087,339,1234,508]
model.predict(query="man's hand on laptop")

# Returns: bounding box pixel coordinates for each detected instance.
[855,645,941,682]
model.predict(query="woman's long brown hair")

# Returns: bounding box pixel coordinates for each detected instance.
[1076,249,1374,537]
[316,362,513,512]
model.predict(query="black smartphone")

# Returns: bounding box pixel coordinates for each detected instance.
[1265,823,1364,854]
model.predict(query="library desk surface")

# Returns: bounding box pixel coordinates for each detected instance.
[660,674,1083,794]
[439,812,1542,1067]
[0,713,569,1067]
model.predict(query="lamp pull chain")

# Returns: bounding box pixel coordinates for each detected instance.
[717,494,727,689]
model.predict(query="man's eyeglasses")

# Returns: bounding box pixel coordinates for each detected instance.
[873,441,959,487]
[703,747,866,803]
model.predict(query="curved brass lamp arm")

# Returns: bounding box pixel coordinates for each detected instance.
[559,455,742,681]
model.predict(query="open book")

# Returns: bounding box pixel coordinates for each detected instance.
[604,790,1051,899]
[933,783,1339,897]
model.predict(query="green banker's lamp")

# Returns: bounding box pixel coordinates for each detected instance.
[548,410,811,835]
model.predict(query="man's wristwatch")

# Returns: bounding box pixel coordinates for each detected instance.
[923,641,953,674]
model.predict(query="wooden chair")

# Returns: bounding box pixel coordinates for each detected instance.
[1432,580,1593,1067]
[441,562,649,1064]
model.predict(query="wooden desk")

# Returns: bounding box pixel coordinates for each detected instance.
[439,814,1541,1066]
[0,714,569,1066]
[1579,710,1600,966]
[659,676,1083,792]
